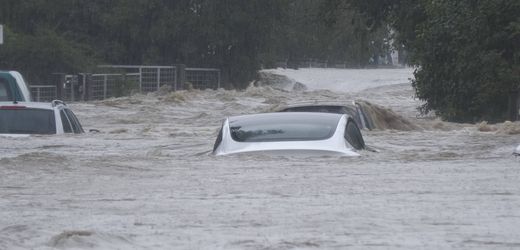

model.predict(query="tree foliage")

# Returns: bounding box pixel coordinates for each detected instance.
[0,0,394,87]
[289,0,393,67]
[0,0,287,86]
[410,0,520,122]
[350,0,520,122]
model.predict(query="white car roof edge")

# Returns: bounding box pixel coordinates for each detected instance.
[8,71,32,102]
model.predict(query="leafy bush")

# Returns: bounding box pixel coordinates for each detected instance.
[410,0,520,122]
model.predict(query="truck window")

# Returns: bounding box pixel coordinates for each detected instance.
[0,108,56,134]
[60,110,73,133]
[65,109,84,133]
[0,79,13,101]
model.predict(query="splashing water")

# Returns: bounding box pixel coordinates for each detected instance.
[1,68,519,249]
[355,100,421,131]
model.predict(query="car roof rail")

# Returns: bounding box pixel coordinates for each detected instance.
[51,100,67,107]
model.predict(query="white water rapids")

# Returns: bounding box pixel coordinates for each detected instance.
[1,68,520,249]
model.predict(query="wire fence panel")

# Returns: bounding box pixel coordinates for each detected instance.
[126,74,140,93]
[140,67,176,92]
[141,68,159,92]
[30,85,57,102]
[186,68,221,90]
[98,65,176,93]
[105,74,118,98]
[40,65,217,102]
[90,74,108,100]
[158,68,175,90]
[89,73,141,100]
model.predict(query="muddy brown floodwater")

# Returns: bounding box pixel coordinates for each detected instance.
[1,69,520,249]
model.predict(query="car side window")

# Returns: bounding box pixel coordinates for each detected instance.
[60,110,73,133]
[0,79,13,101]
[64,109,83,134]
[344,120,365,150]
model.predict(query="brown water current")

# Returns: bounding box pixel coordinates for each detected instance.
[1,69,520,249]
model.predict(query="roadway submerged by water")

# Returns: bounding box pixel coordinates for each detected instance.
[1,68,520,249]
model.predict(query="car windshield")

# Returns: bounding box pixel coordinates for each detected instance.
[0,108,56,134]
[229,114,340,142]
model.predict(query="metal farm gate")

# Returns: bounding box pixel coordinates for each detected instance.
[30,85,57,102]
[29,65,222,102]
[98,65,177,92]
[186,68,221,90]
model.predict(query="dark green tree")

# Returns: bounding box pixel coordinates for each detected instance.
[411,0,520,122]
[346,0,520,122]
[0,0,289,87]
[1,0,399,87]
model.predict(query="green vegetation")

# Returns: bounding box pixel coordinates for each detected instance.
[0,0,391,87]
[1,0,518,122]
[410,0,520,122]
[348,0,520,122]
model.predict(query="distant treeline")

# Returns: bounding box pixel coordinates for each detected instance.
[1,0,518,122]
[336,0,519,122]
[0,0,393,87]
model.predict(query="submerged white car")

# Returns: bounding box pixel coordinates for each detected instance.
[213,112,365,156]
[0,100,84,136]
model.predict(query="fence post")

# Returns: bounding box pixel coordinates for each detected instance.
[217,70,221,89]
[80,73,91,101]
[53,73,65,101]
[509,90,519,121]
[122,73,127,96]
[80,74,86,101]
[103,74,108,99]
[84,74,91,101]
[36,87,41,102]
[175,64,186,91]
[138,67,143,92]
[69,76,75,102]
[157,68,161,91]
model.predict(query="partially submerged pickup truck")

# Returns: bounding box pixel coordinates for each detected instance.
[0,70,32,102]
[0,100,84,136]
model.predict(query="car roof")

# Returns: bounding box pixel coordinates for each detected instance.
[215,112,361,156]
[280,101,356,107]
[228,112,346,123]
[277,102,361,115]
[0,101,62,110]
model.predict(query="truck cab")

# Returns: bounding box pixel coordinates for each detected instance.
[0,71,32,102]
[0,100,84,136]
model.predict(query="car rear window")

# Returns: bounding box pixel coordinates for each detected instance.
[0,108,56,134]
[229,114,340,142]
[280,105,345,114]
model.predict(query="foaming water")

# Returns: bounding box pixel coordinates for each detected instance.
[356,100,420,131]
[48,230,135,249]
[1,69,519,249]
